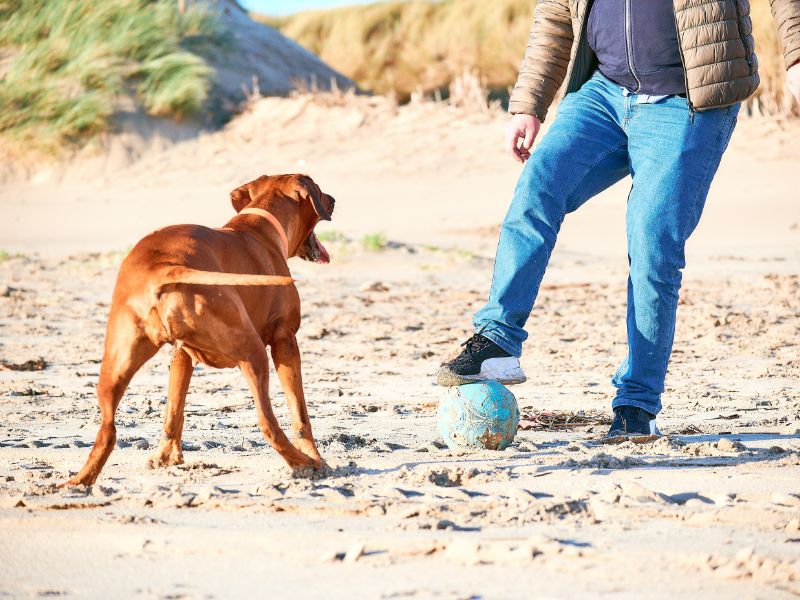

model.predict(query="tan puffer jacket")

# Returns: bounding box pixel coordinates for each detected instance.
[509,0,800,121]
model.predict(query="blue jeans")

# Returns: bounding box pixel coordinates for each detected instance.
[473,72,739,415]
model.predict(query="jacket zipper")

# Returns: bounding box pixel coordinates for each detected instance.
[732,0,754,74]
[672,6,695,118]
[624,0,642,92]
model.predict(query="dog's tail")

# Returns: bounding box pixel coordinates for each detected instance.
[157,267,294,289]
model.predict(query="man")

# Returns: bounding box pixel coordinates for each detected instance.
[437,0,800,438]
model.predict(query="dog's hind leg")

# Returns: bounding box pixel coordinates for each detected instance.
[237,333,318,473]
[270,330,325,469]
[62,313,159,487]
[147,346,193,469]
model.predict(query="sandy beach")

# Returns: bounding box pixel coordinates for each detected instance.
[1,93,799,598]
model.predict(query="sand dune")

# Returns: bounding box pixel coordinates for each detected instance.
[210,0,354,100]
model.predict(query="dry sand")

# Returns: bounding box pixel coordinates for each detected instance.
[1,93,799,599]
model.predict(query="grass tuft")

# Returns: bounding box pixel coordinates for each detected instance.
[0,250,25,262]
[316,230,348,243]
[0,0,229,154]
[361,232,387,252]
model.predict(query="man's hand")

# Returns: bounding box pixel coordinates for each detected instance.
[787,62,800,104]
[505,113,541,163]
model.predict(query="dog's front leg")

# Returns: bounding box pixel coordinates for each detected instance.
[238,343,317,472]
[270,331,325,470]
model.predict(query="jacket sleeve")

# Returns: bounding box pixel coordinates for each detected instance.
[508,0,574,121]
[770,0,800,68]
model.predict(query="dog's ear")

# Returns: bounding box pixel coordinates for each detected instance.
[230,175,270,213]
[294,175,332,221]
[230,184,251,213]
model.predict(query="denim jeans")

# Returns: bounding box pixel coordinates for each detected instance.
[473,72,739,415]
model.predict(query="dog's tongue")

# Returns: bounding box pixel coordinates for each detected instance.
[311,232,330,264]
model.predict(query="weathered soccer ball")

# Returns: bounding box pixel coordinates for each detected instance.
[438,381,520,450]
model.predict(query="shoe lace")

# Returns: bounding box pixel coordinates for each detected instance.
[461,325,490,356]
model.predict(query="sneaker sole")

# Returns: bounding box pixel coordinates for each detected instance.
[603,432,661,445]
[436,365,527,387]
[604,420,662,444]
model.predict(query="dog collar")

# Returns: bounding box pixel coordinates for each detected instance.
[239,208,290,257]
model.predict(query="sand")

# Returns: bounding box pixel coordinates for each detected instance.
[0,92,799,598]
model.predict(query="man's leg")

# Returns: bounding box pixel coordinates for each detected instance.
[474,75,630,356]
[438,74,631,386]
[611,99,740,417]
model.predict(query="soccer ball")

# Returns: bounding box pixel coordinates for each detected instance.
[438,381,520,450]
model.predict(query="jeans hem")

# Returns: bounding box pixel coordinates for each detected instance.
[473,326,522,358]
[611,396,662,416]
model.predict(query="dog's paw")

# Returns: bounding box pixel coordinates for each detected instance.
[147,439,185,470]
[291,459,331,480]
[292,438,322,460]
[58,474,96,488]
[146,455,184,470]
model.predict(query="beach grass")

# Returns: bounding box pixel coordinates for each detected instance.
[0,0,228,154]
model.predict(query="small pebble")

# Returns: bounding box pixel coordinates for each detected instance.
[734,546,755,564]
[343,542,365,563]
[360,281,389,292]
[770,492,800,507]
[684,498,710,509]
[717,438,746,453]
[509,488,535,502]
[320,549,346,563]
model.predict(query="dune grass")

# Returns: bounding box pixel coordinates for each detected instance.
[748,0,797,114]
[0,0,228,154]
[261,0,795,115]
[258,0,535,101]
[361,232,387,252]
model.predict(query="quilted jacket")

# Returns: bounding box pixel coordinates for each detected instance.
[509,0,800,120]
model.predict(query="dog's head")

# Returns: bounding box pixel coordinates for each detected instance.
[230,174,335,263]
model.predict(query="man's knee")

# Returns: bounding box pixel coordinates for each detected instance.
[628,248,685,293]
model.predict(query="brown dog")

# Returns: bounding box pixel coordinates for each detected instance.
[63,174,335,486]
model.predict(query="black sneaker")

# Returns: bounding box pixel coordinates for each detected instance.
[605,406,660,440]
[436,333,526,387]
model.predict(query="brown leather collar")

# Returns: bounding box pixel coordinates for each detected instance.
[238,208,290,257]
